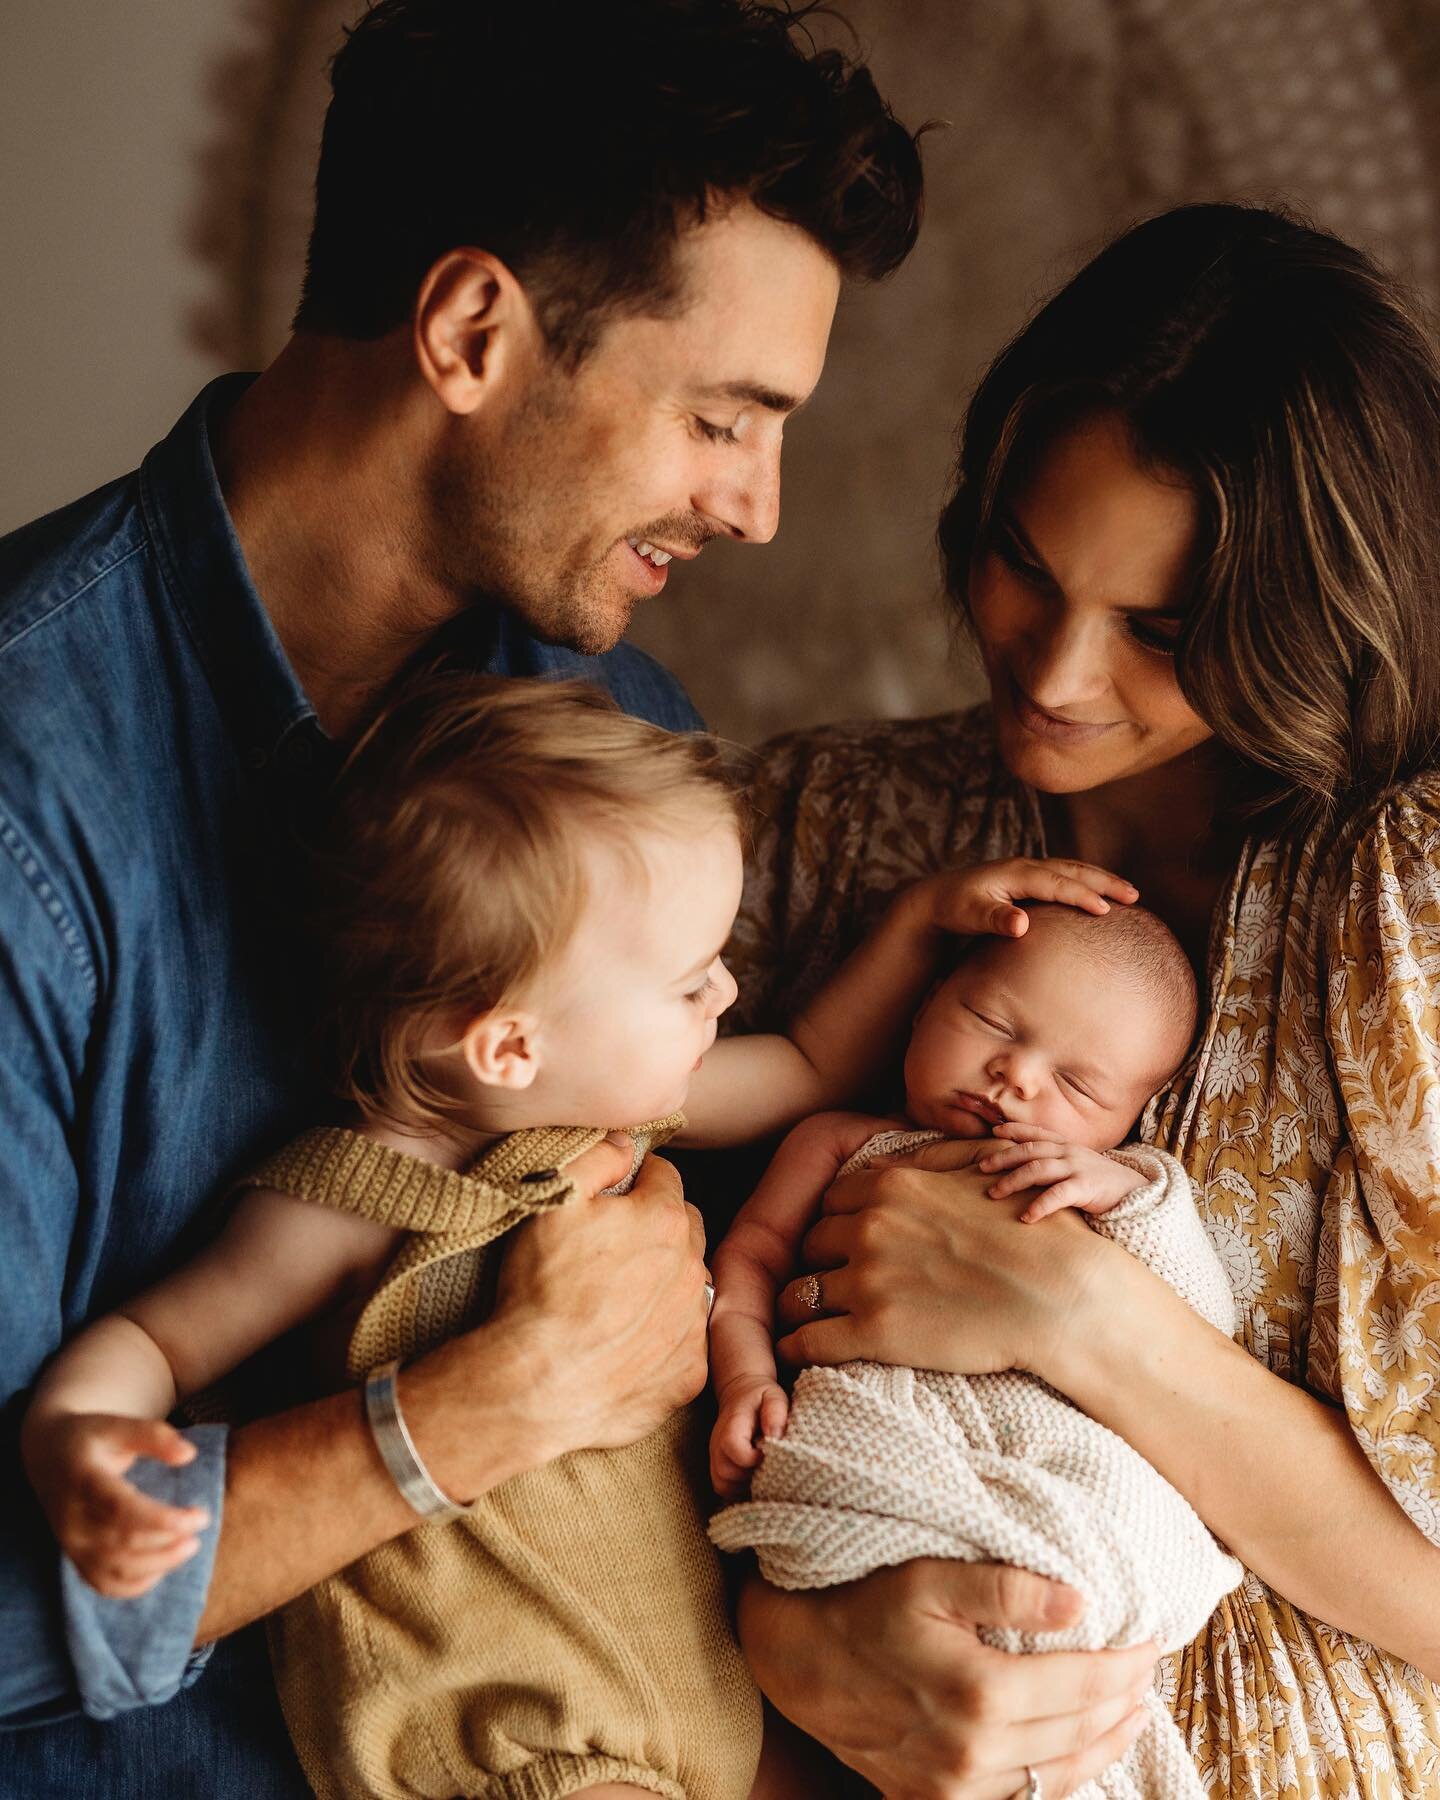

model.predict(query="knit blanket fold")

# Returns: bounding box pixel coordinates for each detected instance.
[709,1132,1243,1800]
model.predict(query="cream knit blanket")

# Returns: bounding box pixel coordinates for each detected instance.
[709,1129,1244,1800]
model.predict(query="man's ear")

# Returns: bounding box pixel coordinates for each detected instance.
[459,1008,541,1090]
[412,248,544,418]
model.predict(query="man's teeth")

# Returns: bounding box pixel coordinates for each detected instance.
[627,538,672,567]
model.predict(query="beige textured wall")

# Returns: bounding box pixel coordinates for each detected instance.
[5,1,1440,745]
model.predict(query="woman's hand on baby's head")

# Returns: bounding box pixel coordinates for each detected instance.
[920,856,1138,942]
[22,1412,209,1599]
[981,1122,1145,1222]
[710,1378,789,1498]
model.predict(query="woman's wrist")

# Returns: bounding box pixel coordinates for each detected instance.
[1024,1220,1137,1391]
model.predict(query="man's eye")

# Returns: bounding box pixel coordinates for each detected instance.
[695,417,740,445]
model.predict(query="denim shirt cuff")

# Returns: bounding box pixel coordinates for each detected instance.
[60,1423,227,1719]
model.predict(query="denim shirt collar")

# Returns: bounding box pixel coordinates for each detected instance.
[138,374,322,775]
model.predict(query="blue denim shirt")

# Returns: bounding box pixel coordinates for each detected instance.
[0,377,701,1783]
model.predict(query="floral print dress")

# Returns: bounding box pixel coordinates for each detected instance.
[726,705,1440,1800]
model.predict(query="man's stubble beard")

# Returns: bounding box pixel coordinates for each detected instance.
[424,385,630,657]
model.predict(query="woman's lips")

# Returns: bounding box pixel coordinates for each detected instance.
[1006,672,1118,744]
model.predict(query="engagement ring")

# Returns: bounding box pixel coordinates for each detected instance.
[703,1280,715,1318]
[796,1273,824,1314]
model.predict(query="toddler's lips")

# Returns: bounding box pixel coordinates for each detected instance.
[952,1092,1006,1126]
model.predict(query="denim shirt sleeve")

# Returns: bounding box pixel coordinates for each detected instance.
[58,1428,225,1720]
[0,821,223,1723]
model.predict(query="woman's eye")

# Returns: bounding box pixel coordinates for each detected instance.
[695,417,739,445]
[1126,615,1181,657]
[993,530,1052,590]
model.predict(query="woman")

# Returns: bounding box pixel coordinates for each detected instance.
[728,204,1440,1797]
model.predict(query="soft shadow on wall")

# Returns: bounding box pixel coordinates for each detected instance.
[193,0,1440,744]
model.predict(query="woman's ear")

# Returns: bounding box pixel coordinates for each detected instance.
[411,247,546,418]
[459,1009,541,1090]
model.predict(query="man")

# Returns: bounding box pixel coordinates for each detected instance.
[0,4,1149,1795]
[0,2,921,1791]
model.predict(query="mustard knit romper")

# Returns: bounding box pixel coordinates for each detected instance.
[240,1120,762,1800]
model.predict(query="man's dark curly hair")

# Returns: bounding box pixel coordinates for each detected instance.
[293,0,924,361]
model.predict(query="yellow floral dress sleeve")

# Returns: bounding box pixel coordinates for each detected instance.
[1319,780,1440,1543]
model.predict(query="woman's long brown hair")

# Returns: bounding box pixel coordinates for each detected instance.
[939,203,1440,837]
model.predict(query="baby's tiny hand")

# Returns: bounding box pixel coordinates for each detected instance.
[978,1123,1145,1222]
[710,1380,789,1500]
[23,1413,210,1599]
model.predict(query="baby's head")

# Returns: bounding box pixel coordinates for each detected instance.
[308,673,744,1134]
[904,901,1198,1149]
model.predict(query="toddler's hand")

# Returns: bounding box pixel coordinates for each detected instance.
[921,857,1137,942]
[22,1412,210,1599]
[710,1379,789,1499]
[978,1122,1145,1223]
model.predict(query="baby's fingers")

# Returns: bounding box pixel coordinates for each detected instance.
[81,1467,209,1542]
[92,1417,197,1473]
[987,1156,1074,1199]
[80,1536,201,1599]
[979,1139,1066,1173]
[758,1388,789,1443]
[1019,1181,1091,1223]
[988,1120,1062,1144]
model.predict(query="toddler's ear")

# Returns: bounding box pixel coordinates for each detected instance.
[913,976,946,1026]
[460,1010,541,1090]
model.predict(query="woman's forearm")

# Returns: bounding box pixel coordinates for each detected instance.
[1054,1243,1440,1676]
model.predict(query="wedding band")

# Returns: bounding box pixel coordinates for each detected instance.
[796,1272,824,1314]
[703,1280,716,1318]
[1023,1768,1044,1800]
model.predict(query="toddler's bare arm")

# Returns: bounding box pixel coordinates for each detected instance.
[22,1191,401,1595]
[682,857,1137,1147]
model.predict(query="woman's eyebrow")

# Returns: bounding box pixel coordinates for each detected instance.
[1003,507,1188,619]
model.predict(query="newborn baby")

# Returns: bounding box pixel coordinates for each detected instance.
[708,898,1243,1800]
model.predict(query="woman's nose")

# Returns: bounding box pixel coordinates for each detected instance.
[1023,607,1110,712]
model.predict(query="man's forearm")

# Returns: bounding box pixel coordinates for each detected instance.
[1058,1245,1440,1677]
[197,1327,544,1643]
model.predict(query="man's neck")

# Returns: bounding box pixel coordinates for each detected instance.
[214,335,468,740]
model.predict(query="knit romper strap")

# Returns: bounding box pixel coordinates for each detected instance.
[239,1115,684,1380]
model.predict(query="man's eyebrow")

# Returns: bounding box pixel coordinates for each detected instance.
[695,380,805,415]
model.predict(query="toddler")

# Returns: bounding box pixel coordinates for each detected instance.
[19,673,1128,1800]
[708,901,1245,1800]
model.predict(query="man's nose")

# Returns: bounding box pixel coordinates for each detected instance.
[701,437,781,546]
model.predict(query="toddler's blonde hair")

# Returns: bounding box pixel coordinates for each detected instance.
[306,671,742,1128]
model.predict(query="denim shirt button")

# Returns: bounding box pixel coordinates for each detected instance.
[243,746,268,770]
[283,736,314,769]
